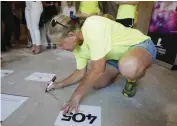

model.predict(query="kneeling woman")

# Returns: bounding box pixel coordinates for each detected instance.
[47,14,157,114]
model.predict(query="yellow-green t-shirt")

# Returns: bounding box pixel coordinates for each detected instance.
[117,4,137,19]
[74,16,150,69]
[79,1,99,15]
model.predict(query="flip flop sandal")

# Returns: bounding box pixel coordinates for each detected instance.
[35,46,41,54]
[31,45,36,53]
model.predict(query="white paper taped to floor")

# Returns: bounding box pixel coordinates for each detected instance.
[1,70,14,78]
[0,94,28,121]
[54,105,101,126]
[25,72,56,82]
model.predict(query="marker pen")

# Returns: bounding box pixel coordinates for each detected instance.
[45,76,56,92]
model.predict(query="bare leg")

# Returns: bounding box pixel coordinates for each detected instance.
[93,64,119,89]
[53,64,119,90]
[119,47,152,80]
[118,47,152,97]
[47,64,119,92]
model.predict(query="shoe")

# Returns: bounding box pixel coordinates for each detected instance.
[122,80,136,97]
[27,40,32,48]
[27,44,32,48]
[171,65,177,71]
[31,45,36,53]
[46,44,51,49]
[1,45,8,52]
[7,43,13,48]
[35,45,41,54]
[1,48,7,52]
[27,36,32,48]
[52,44,57,49]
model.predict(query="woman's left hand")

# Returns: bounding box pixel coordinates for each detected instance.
[61,93,82,114]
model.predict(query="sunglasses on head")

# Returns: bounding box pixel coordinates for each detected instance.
[51,19,69,29]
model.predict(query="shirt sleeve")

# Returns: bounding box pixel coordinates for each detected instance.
[85,21,112,60]
[74,50,88,70]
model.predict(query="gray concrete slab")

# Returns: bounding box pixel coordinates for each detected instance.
[1,48,177,126]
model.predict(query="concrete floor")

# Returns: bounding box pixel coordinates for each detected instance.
[1,47,177,126]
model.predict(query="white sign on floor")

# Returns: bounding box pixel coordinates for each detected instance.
[25,72,56,82]
[54,105,101,126]
[1,70,14,78]
[0,94,28,121]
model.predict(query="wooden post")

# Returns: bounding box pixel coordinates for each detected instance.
[135,1,154,35]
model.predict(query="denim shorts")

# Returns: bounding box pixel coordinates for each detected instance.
[106,39,157,70]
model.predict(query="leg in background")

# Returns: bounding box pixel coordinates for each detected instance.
[27,30,32,48]
[93,64,119,89]
[4,17,13,49]
[46,34,51,49]
[46,24,51,49]
[13,15,20,44]
[30,8,43,54]
[46,63,119,92]
[1,2,13,51]
[25,7,36,53]
[46,22,56,49]
[1,3,6,52]
[118,47,152,97]
[3,11,13,49]
[1,21,6,52]
[22,9,32,48]
[52,44,57,49]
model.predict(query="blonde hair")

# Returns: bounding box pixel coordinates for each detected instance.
[47,14,81,44]
[48,14,115,44]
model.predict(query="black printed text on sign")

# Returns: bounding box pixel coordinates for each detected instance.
[54,105,101,126]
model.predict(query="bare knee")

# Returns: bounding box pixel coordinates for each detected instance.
[119,56,146,80]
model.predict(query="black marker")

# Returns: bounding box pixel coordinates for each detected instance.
[45,76,56,92]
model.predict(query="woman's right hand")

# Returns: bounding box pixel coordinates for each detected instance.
[46,81,63,92]
[53,82,64,89]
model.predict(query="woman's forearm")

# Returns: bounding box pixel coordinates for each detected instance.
[59,68,87,87]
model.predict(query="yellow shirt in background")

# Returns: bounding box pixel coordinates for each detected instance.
[117,4,137,19]
[74,16,150,69]
[79,1,99,15]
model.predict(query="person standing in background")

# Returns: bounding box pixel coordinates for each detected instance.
[12,1,21,45]
[76,1,101,18]
[41,1,58,49]
[61,1,76,17]
[1,1,14,52]
[25,1,43,54]
[115,1,139,28]
[20,1,32,48]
